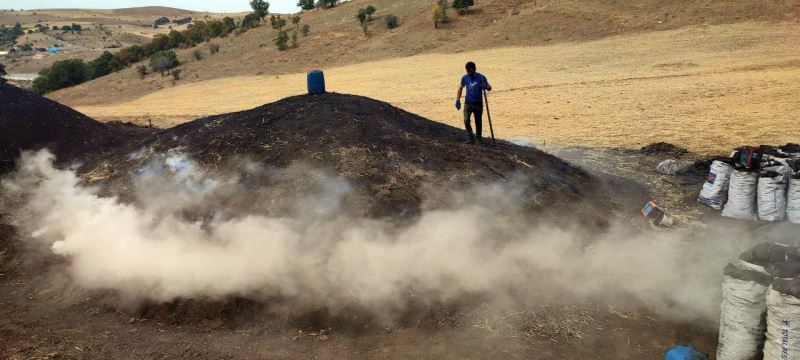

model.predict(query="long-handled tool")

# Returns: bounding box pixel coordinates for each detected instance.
[483,90,496,144]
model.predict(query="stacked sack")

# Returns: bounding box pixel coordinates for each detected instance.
[788,164,800,224]
[699,147,800,224]
[717,243,799,360]
[764,262,800,360]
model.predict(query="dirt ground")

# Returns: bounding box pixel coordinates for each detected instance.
[0,144,728,360]
[63,21,800,154]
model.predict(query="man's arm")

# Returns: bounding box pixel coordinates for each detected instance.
[483,76,492,92]
[455,84,464,110]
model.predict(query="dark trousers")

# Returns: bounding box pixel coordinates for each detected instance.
[463,101,483,140]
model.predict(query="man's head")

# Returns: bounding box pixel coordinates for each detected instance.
[465,61,476,76]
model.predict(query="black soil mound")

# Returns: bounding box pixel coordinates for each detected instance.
[0,83,151,174]
[89,93,611,226]
[640,142,689,157]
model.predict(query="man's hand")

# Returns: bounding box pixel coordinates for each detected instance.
[455,100,461,110]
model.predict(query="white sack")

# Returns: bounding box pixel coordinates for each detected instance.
[723,169,759,220]
[699,160,734,210]
[656,159,694,176]
[788,177,800,224]
[717,260,770,360]
[758,166,789,222]
[764,286,800,360]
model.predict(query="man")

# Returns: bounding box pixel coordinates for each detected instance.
[456,61,492,144]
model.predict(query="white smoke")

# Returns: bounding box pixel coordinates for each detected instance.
[1,150,755,322]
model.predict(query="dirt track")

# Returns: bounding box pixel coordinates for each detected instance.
[66,21,800,154]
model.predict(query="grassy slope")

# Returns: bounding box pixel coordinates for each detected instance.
[46,0,798,106]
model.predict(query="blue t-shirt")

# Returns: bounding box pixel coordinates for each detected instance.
[461,73,489,104]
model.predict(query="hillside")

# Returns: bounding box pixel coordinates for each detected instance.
[46,0,798,107]
[0,7,246,74]
[56,20,800,153]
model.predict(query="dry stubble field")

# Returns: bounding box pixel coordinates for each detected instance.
[74,21,800,153]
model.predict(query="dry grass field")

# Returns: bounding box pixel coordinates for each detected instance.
[73,21,800,154]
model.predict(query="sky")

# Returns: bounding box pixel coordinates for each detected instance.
[0,0,299,13]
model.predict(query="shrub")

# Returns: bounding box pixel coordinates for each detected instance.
[136,65,147,79]
[192,49,203,60]
[171,68,182,81]
[291,31,298,48]
[431,4,445,28]
[274,30,289,51]
[437,0,449,21]
[384,14,398,29]
[291,14,301,30]
[209,42,220,54]
[32,59,88,94]
[452,0,474,14]
[149,50,179,75]
[300,24,310,36]
[241,13,261,29]
[0,63,6,83]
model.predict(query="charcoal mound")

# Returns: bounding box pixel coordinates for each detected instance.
[90,93,611,225]
[640,142,689,157]
[0,83,151,174]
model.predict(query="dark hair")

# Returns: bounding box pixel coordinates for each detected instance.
[465,61,476,72]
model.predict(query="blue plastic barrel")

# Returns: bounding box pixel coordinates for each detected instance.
[307,70,325,95]
[664,345,708,360]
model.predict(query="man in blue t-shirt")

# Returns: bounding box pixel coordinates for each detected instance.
[456,61,492,144]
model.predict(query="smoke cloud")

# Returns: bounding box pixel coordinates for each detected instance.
[1,150,759,322]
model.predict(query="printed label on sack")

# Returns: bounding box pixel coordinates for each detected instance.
[707,172,718,184]
[783,319,790,359]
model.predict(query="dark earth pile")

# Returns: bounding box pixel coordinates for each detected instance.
[0,83,152,174]
[86,93,611,227]
[640,142,689,157]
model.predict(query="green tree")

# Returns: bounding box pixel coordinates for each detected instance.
[144,34,169,56]
[316,0,339,9]
[274,30,289,51]
[241,13,261,29]
[149,50,179,75]
[166,29,186,48]
[32,59,88,94]
[221,17,236,34]
[297,0,315,10]
[12,22,22,36]
[356,9,368,24]
[250,0,270,20]
[86,51,123,79]
[291,14,301,31]
[270,15,287,30]
[365,5,377,21]
[207,20,224,38]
